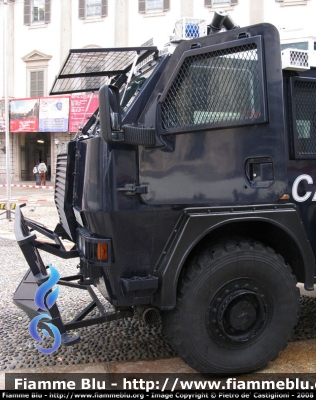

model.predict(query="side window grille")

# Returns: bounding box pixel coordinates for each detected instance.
[160,40,266,133]
[291,77,316,159]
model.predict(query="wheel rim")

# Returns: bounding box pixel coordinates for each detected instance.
[207,278,269,348]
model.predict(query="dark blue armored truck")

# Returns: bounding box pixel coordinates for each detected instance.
[13,12,316,374]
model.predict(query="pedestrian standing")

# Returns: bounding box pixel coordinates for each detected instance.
[33,163,40,186]
[38,160,47,186]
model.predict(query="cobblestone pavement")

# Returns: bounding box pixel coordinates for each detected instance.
[1,185,316,389]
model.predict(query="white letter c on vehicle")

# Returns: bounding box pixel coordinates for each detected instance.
[292,174,313,202]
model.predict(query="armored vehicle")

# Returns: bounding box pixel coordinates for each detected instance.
[13,12,316,374]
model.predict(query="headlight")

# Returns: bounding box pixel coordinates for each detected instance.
[78,234,86,256]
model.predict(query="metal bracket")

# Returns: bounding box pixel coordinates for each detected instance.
[117,184,148,195]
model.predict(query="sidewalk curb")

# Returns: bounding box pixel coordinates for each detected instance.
[0,184,55,189]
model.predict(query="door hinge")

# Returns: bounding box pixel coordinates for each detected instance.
[117,184,148,195]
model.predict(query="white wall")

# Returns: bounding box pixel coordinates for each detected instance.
[1,0,316,100]
[71,1,115,49]
[267,0,316,41]
[12,1,62,97]
[192,0,250,27]
[127,0,182,48]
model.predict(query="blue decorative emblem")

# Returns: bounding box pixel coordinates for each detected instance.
[29,265,62,354]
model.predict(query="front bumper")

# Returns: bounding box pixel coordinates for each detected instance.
[13,205,132,346]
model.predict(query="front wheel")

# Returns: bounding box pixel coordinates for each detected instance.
[163,239,300,374]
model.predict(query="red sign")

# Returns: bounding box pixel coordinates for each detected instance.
[10,99,39,132]
[69,94,99,133]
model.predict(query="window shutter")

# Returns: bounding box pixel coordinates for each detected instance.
[101,0,108,17]
[24,0,31,25]
[79,0,86,19]
[37,70,44,96]
[204,0,213,6]
[30,71,37,97]
[163,0,170,11]
[30,70,44,97]
[138,0,146,13]
[45,0,51,23]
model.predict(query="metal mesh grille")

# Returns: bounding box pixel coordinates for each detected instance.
[293,79,316,157]
[52,76,110,95]
[54,152,74,240]
[62,51,137,75]
[50,47,157,95]
[161,43,262,132]
[289,50,309,68]
[173,18,207,40]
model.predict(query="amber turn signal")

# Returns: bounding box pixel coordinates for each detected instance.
[97,243,108,261]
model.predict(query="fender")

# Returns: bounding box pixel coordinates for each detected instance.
[153,203,315,310]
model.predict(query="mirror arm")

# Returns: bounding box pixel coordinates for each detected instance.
[121,125,156,147]
[120,53,140,106]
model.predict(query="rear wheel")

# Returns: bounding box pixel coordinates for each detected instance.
[163,239,300,374]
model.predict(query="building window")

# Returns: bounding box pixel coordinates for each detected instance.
[79,0,108,19]
[276,0,307,5]
[23,50,52,97]
[204,0,238,7]
[87,0,101,17]
[32,0,44,22]
[24,0,51,25]
[30,70,44,97]
[147,0,163,11]
[138,0,170,13]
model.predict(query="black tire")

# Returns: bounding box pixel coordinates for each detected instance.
[163,239,300,374]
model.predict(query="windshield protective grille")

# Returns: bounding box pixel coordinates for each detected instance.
[160,41,265,133]
[50,47,157,95]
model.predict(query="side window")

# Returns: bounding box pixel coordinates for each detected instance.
[290,77,316,159]
[24,0,51,25]
[159,37,267,134]
[79,0,108,19]
[138,0,170,14]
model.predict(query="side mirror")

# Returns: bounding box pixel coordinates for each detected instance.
[99,85,122,142]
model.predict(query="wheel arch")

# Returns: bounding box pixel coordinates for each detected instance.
[153,205,315,310]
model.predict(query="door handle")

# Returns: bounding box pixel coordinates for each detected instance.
[245,157,274,187]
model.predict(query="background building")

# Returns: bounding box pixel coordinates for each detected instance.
[0,0,314,183]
